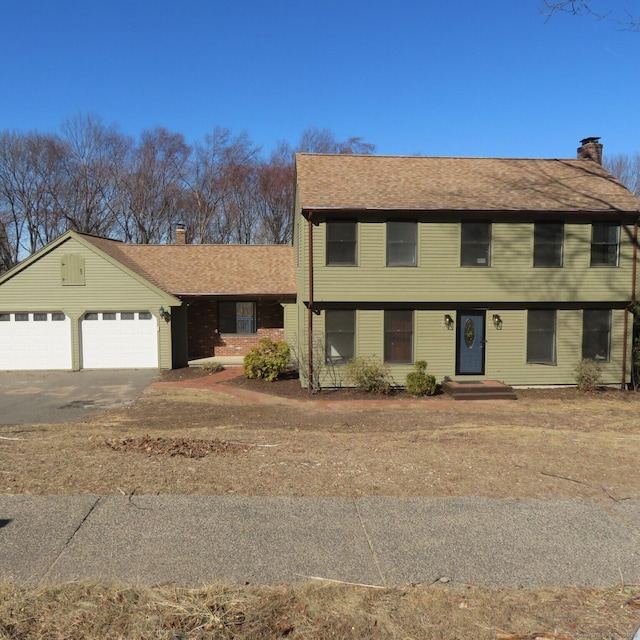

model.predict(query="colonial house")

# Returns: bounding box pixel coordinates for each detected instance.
[288,139,640,388]
[0,228,295,370]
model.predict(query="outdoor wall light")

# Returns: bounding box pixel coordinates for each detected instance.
[444,314,454,330]
[492,314,503,329]
[159,306,170,321]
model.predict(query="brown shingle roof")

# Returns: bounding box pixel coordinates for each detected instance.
[295,153,640,213]
[81,235,295,296]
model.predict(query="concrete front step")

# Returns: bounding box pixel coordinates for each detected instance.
[441,380,517,401]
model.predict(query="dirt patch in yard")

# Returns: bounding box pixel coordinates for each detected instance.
[2,368,639,500]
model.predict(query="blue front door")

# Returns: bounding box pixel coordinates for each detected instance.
[457,311,485,375]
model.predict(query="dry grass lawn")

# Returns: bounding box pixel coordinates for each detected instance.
[1,376,640,639]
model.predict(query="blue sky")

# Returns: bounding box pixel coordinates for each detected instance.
[1,0,639,159]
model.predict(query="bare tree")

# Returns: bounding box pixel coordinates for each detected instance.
[605,153,640,197]
[49,114,131,237]
[116,127,190,243]
[0,131,62,263]
[296,126,376,155]
[542,1,640,30]
[183,127,260,244]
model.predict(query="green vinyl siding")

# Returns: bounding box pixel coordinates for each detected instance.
[307,220,635,304]
[0,235,178,369]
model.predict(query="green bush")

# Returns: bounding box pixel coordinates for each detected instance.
[243,338,291,382]
[574,358,602,392]
[405,360,437,396]
[343,356,392,394]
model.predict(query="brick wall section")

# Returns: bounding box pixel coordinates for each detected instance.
[185,297,285,359]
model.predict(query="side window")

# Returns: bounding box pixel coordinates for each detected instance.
[218,301,257,334]
[582,309,611,361]
[387,221,417,266]
[527,309,556,365]
[384,310,413,363]
[326,220,357,265]
[590,223,620,266]
[325,310,355,364]
[534,222,563,267]
[461,221,491,266]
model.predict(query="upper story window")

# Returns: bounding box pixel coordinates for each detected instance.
[461,221,491,267]
[325,309,355,364]
[534,222,564,267]
[326,220,357,265]
[386,221,417,266]
[219,301,256,334]
[591,223,620,267]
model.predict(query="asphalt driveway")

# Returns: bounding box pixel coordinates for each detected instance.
[0,370,159,425]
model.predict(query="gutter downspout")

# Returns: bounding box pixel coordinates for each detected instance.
[307,212,314,392]
[623,217,639,389]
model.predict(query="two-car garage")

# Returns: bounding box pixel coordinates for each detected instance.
[0,310,159,370]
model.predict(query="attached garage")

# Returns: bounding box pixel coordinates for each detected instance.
[80,311,159,369]
[0,311,73,370]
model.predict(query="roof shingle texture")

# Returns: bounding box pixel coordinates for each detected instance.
[82,235,295,296]
[295,153,640,213]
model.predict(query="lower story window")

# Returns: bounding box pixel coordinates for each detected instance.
[527,309,556,364]
[582,309,611,361]
[219,301,256,334]
[325,310,355,364]
[385,310,413,363]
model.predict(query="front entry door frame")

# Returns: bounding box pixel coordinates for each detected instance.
[456,310,486,376]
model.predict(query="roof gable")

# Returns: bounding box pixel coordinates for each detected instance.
[295,154,640,213]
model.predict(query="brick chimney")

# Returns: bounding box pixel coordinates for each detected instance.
[577,137,603,165]
[175,223,186,245]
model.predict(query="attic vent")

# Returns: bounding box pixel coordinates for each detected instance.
[61,254,85,286]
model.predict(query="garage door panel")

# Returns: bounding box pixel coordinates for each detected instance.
[81,312,158,369]
[0,313,72,370]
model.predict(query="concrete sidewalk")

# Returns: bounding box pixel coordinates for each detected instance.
[1,496,638,588]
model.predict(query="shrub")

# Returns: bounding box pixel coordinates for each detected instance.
[574,358,602,392]
[405,360,437,396]
[343,356,392,394]
[202,361,224,373]
[243,338,291,382]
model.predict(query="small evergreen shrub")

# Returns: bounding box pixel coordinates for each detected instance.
[343,356,392,394]
[243,337,291,382]
[405,360,437,396]
[574,358,602,392]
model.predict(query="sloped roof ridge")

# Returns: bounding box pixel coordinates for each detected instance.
[295,152,584,161]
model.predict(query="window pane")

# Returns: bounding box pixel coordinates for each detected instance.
[534,222,563,267]
[461,222,491,266]
[52,312,65,321]
[0,313,9,321]
[34,313,47,321]
[582,309,611,361]
[325,310,355,364]
[591,223,619,266]
[218,301,256,334]
[236,302,256,334]
[121,312,135,320]
[327,221,357,265]
[385,310,413,363]
[84,313,98,321]
[527,309,556,364]
[103,312,116,320]
[138,311,152,320]
[387,221,417,266]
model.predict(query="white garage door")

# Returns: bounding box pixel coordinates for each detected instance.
[0,312,73,370]
[81,311,159,369]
